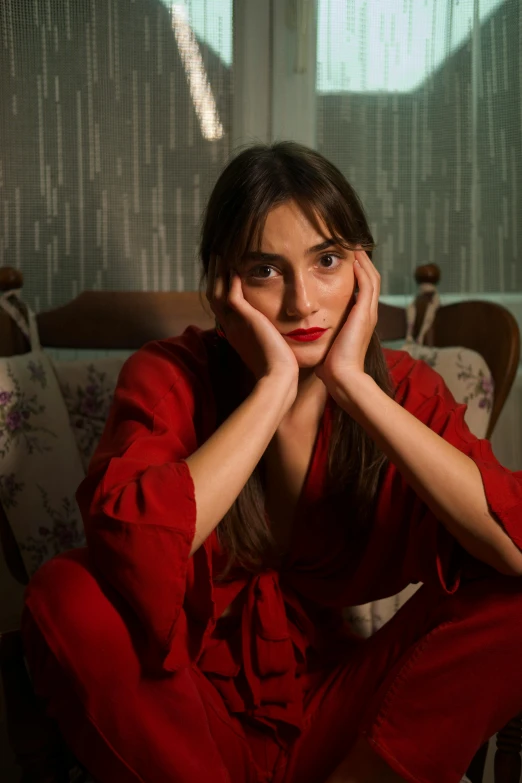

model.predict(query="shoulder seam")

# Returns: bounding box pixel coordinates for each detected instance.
[119,336,205,425]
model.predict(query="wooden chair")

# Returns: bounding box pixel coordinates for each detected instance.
[375,263,520,439]
[0,264,520,783]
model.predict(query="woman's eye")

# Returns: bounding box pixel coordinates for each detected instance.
[319,254,341,269]
[249,265,275,279]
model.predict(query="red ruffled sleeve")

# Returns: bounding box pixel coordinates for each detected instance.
[76,327,217,673]
[385,349,522,593]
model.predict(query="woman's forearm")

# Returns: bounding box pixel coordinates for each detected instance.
[336,372,522,577]
[186,373,293,555]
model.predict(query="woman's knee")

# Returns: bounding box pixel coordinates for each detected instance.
[23,548,141,689]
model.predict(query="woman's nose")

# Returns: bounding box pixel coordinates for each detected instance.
[284,276,319,318]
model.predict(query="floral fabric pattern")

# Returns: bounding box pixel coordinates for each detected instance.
[0,362,56,459]
[27,359,48,388]
[0,349,130,583]
[0,349,86,578]
[53,356,128,472]
[456,355,494,412]
[19,487,86,574]
[0,472,24,510]
[400,344,494,439]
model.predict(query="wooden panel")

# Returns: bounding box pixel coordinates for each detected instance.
[376,301,408,342]
[37,291,215,350]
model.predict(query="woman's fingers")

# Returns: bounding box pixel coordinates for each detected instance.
[207,253,227,306]
[353,257,374,319]
[206,256,247,336]
[228,268,249,307]
[355,250,379,289]
[206,254,225,336]
[354,250,380,322]
[207,254,230,316]
[214,255,227,302]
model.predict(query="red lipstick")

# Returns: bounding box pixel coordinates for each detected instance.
[284,328,327,342]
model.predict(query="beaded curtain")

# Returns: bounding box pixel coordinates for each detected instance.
[0,0,232,309]
[0,1,521,308]
[317,0,521,295]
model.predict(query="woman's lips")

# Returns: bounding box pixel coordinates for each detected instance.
[284,329,327,342]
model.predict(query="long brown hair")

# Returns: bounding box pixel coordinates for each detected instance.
[198,141,393,573]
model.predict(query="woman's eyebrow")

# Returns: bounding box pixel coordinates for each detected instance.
[241,238,341,263]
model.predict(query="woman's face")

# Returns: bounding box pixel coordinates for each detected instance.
[235,200,357,369]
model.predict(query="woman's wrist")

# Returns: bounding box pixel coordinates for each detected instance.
[255,371,298,418]
[331,371,382,417]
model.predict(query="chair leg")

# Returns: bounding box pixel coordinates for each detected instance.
[0,629,71,783]
[466,741,489,783]
[495,713,522,783]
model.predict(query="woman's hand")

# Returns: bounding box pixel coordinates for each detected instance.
[207,254,299,389]
[314,250,380,399]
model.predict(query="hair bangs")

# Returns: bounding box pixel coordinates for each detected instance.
[290,181,375,258]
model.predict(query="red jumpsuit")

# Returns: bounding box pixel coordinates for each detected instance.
[23,326,522,783]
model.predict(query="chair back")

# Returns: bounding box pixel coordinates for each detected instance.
[377,264,520,438]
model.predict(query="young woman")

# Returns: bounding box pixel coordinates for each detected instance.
[23,142,522,783]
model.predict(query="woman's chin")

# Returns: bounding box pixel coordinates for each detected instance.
[292,344,329,368]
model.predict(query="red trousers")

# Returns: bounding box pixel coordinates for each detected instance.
[23,549,522,783]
